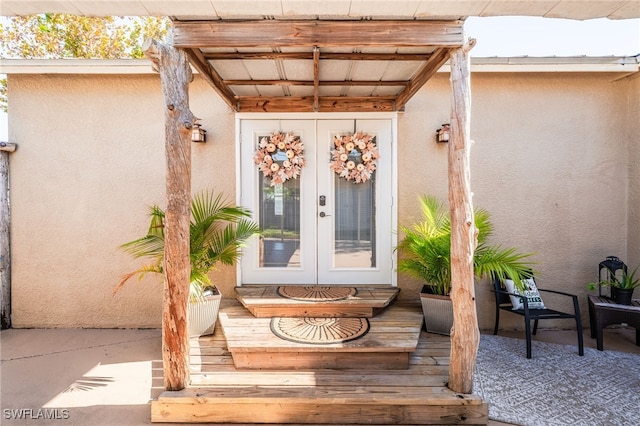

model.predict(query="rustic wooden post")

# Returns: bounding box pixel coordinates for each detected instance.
[1,142,17,329]
[447,38,478,394]
[144,38,195,391]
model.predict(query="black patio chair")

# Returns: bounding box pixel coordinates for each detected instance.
[492,275,584,359]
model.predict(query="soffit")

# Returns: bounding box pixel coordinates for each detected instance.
[3,56,637,74]
[2,1,639,20]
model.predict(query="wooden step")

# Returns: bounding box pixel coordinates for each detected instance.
[151,330,488,424]
[218,299,422,370]
[235,285,400,318]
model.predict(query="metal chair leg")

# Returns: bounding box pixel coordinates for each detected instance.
[573,296,584,356]
[576,317,584,356]
[525,319,532,359]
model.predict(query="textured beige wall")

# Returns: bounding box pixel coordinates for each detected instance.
[8,70,636,330]
[9,74,235,328]
[625,73,640,268]
[400,72,633,330]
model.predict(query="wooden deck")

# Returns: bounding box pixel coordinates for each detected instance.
[219,299,422,369]
[151,299,488,424]
[236,285,400,318]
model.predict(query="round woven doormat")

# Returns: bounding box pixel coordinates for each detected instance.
[270,317,370,344]
[277,286,357,301]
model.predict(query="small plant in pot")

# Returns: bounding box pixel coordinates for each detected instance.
[115,190,260,337]
[588,264,640,305]
[396,195,535,335]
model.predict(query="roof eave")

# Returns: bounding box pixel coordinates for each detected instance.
[2,57,638,75]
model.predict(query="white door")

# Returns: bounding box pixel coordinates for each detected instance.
[240,118,394,285]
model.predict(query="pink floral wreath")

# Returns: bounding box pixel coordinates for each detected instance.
[253,132,305,186]
[330,131,380,183]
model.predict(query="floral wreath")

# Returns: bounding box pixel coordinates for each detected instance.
[253,132,305,186]
[330,131,380,183]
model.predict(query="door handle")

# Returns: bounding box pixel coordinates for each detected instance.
[319,211,331,218]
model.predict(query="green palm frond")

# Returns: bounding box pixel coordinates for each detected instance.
[473,208,493,244]
[147,205,165,237]
[397,195,535,295]
[117,190,260,296]
[416,195,450,237]
[474,244,535,288]
[113,262,162,294]
[119,234,165,259]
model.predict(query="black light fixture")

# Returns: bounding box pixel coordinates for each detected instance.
[191,122,207,143]
[436,123,450,143]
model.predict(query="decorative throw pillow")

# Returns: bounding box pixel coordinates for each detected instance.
[504,278,546,310]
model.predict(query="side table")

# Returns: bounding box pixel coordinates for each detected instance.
[587,295,640,351]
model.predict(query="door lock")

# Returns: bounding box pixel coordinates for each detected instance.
[319,195,326,206]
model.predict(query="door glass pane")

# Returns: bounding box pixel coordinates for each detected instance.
[333,173,376,268]
[258,176,301,268]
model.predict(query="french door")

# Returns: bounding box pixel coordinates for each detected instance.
[239,118,394,285]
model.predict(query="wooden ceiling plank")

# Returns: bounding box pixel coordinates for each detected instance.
[395,47,452,110]
[183,48,238,111]
[173,20,464,48]
[313,47,320,112]
[203,52,433,61]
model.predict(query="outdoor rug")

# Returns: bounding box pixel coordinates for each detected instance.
[473,334,640,426]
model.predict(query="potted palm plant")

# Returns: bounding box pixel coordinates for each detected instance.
[116,190,260,337]
[397,195,534,335]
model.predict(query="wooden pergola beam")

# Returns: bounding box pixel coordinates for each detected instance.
[184,48,238,111]
[236,96,396,113]
[223,80,409,87]
[395,47,452,110]
[203,52,433,61]
[313,47,320,112]
[174,20,464,48]
[144,38,195,391]
[447,38,479,395]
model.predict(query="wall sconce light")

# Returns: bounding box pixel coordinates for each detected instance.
[191,122,207,143]
[436,123,450,143]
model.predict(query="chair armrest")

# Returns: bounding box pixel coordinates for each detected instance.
[491,289,550,313]
[538,288,581,316]
[537,288,579,299]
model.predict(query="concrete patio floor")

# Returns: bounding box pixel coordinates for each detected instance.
[1,326,639,426]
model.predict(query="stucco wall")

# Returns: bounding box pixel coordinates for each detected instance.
[400,72,633,330]
[8,74,235,328]
[625,73,640,268]
[7,69,636,330]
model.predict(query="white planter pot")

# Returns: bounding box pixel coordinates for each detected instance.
[188,292,222,337]
[420,290,453,336]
